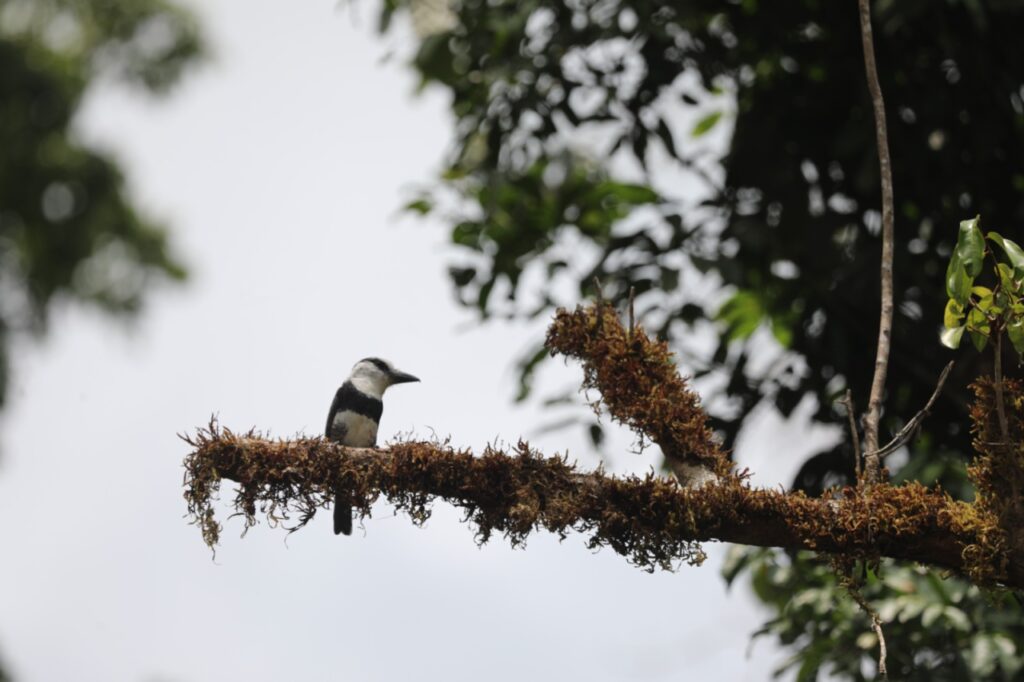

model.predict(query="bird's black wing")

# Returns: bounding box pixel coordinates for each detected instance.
[325,389,347,441]
[326,382,383,443]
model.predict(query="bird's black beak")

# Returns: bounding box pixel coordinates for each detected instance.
[389,370,420,385]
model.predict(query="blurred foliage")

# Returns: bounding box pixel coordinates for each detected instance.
[724,547,1024,681]
[0,0,203,407]
[378,0,1024,678]
[387,0,1024,476]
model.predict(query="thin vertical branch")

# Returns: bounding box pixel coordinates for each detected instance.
[858,0,896,485]
[840,571,889,679]
[863,603,889,679]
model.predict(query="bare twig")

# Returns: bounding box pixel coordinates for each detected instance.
[877,361,954,459]
[858,0,896,485]
[875,615,889,678]
[856,594,889,678]
[842,390,863,480]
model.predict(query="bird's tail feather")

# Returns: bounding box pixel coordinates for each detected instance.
[333,486,353,536]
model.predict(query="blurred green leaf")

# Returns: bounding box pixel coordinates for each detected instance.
[692,111,723,137]
[1008,320,1024,356]
[403,198,434,215]
[717,290,764,340]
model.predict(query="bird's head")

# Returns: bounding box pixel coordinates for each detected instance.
[349,357,420,397]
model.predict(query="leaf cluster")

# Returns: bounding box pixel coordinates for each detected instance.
[724,549,1024,682]
[941,216,1024,355]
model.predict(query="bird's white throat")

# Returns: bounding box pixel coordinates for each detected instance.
[350,373,387,398]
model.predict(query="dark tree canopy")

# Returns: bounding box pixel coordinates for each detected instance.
[377,0,1024,678]
[393,0,1023,476]
[0,0,203,407]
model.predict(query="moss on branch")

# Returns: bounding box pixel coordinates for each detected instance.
[546,304,732,479]
[181,301,1023,588]
[182,424,1011,583]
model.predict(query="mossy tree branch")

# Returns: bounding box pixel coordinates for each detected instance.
[183,426,1013,585]
[182,303,1020,589]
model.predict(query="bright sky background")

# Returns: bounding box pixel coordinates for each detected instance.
[0,2,838,680]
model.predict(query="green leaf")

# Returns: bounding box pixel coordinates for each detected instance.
[722,547,760,587]
[998,262,1017,292]
[717,290,764,340]
[968,306,991,332]
[945,248,973,305]
[974,286,996,313]
[988,231,1024,278]
[967,307,991,351]
[1008,320,1024,357]
[656,118,679,159]
[969,634,998,675]
[943,298,964,328]
[403,198,434,215]
[921,603,944,627]
[969,329,989,352]
[940,325,965,349]
[955,216,985,277]
[770,313,794,348]
[513,344,549,402]
[945,606,972,632]
[692,111,723,138]
[594,181,659,205]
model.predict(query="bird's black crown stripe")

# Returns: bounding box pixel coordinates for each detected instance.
[362,357,391,373]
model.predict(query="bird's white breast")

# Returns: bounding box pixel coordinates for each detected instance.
[332,410,380,447]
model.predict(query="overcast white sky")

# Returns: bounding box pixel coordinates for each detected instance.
[0,2,837,680]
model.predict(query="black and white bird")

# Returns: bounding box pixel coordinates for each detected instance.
[326,357,419,535]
